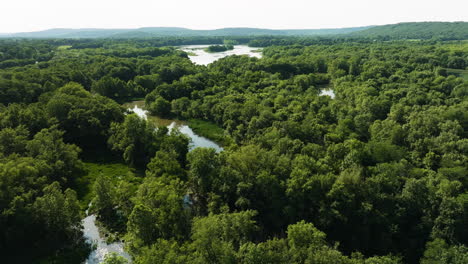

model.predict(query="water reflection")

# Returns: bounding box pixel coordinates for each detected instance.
[179,45,262,65]
[124,101,223,152]
[319,89,336,99]
[129,104,148,120]
[168,122,223,152]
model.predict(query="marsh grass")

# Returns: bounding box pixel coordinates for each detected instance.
[74,149,143,210]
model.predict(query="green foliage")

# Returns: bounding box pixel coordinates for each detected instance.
[126,177,190,249]
[187,148,221,214]
[421,239,468,264]
[93,174,116,218]
[148,97,171,117]
[0,125,28,156]
[108,114,164,167]
[1,37,468,264]
[146,150,186,179]
[46,82,124,147]
[351,22,468,40]
[27,126,83,181]
[33,182,82,243]
[102,253,129,264]
[191,210,258,263]
[0,156,87,261]
[92,76,131,99]
[205,45,235,53]
[188,119,229,146]
[73,157,141,209]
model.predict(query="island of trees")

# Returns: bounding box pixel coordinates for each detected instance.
[205,44,235,52]
[0,22,468,263]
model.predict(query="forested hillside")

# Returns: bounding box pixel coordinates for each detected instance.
[0,26,371,39]
[2,22,467,40]
[0,37,467,264]
[351,22,468,40]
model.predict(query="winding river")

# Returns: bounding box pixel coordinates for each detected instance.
[82,44,321,262]
[81,101,223,263]
[125,101,223,152]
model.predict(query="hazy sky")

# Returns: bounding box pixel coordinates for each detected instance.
[1,0,467,33]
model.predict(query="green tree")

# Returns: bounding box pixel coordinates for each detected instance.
[0,125,28,156]
[191,210,258,264]
[421,239,468,264]
[108,114,166,167]
[91,76,130,99]
[146,150,186,180]
[126,177,190,249]
[46,82,124,147]
[102,253,129,264]
[148,97,171,117]
[92,174,116,219]
[26,126,83,181]
[33,182,82,243]
[187,148,221,214]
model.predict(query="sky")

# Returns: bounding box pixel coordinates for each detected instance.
[1,0,467,33]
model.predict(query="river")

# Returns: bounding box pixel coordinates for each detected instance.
[179,45,335,99]
[179,45,262,65]
[124,101,223,152]
[82,102,223,263]
[82,214,131,264]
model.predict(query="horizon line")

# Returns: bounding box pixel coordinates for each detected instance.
[1,20,467,35]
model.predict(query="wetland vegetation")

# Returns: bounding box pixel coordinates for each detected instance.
[0,25,468,263]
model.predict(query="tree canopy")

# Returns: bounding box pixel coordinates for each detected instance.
[0,36,467,263]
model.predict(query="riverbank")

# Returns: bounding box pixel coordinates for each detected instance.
[83,214,131,264]
[187,119,231,146]
[124,100,228,148]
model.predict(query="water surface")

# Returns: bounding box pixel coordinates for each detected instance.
[319,89,336,99]
[179,45,262,65]
[82,214,131,264]
[124,101,223,152]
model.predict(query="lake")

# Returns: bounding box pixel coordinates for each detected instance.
[179,45,262,65]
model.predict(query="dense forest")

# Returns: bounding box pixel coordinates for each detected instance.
[0,33,467,264]
[350,22,468,41]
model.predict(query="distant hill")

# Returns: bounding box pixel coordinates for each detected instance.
[0,26,371,39]
[350,22,468,40]
[2,22,466,39]
[0,28,134,38]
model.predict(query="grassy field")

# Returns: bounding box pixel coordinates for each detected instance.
[187,119,231,146]
[447,68,468,81]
